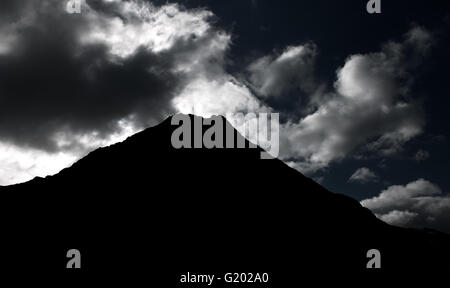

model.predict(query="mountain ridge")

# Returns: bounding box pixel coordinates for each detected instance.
[0,114,449,278]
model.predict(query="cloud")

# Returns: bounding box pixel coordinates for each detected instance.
[246,44,323,119]
[0,142,77,185]
[414,149,430,162]
[348,167,378,183]
[377,210,418,226]
[173,76,263,118]
[0,0,260,185]
[248,44,317,98]
[361,179,450,233]
[278,27,431,173]
[82,1,216,57]
[0,0,232,153]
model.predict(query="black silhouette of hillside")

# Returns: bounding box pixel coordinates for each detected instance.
[1,114,449,283]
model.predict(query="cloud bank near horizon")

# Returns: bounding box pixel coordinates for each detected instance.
[361,179,450,233]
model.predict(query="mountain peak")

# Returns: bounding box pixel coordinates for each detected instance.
[1,113,449,274]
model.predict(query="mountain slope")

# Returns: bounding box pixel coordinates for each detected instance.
[1,114,449,280]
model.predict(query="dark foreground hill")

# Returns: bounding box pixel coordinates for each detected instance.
[1,114,449,283]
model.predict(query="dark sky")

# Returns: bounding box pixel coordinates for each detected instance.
[0,0,449,232]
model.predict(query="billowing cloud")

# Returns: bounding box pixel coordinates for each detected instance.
[361,179,450,233]
[279,27,431,173]
[173,76,263,118]
[0,0,234,153]
[348,167,378,183]
[377,210,418,227]
[0,0,254,185]
[0,142,77,185]
[248,44,317,98]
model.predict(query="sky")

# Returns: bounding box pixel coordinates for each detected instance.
[0,0,449,232]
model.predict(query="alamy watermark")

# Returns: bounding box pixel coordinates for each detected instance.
[366,249,381,268]
[66,249,81,269]
[366,0,381,14]
[171,113,279,159]
[66,0,83,14]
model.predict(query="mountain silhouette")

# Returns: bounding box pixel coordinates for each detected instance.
[1,114,449,282]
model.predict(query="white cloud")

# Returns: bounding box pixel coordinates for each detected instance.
[173,76,263,118]
[278,27,430,173]
[377,210,418,226]
[82,2,215,57]
[84,1,264,121]
[0,143,77,186]
[0,30,16,55]
[0,0,259,185]
[361,179,450,232]
[349,167,378,183]
[0,117,139,186]
[361,179,441,211]
[248,44,317,97]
